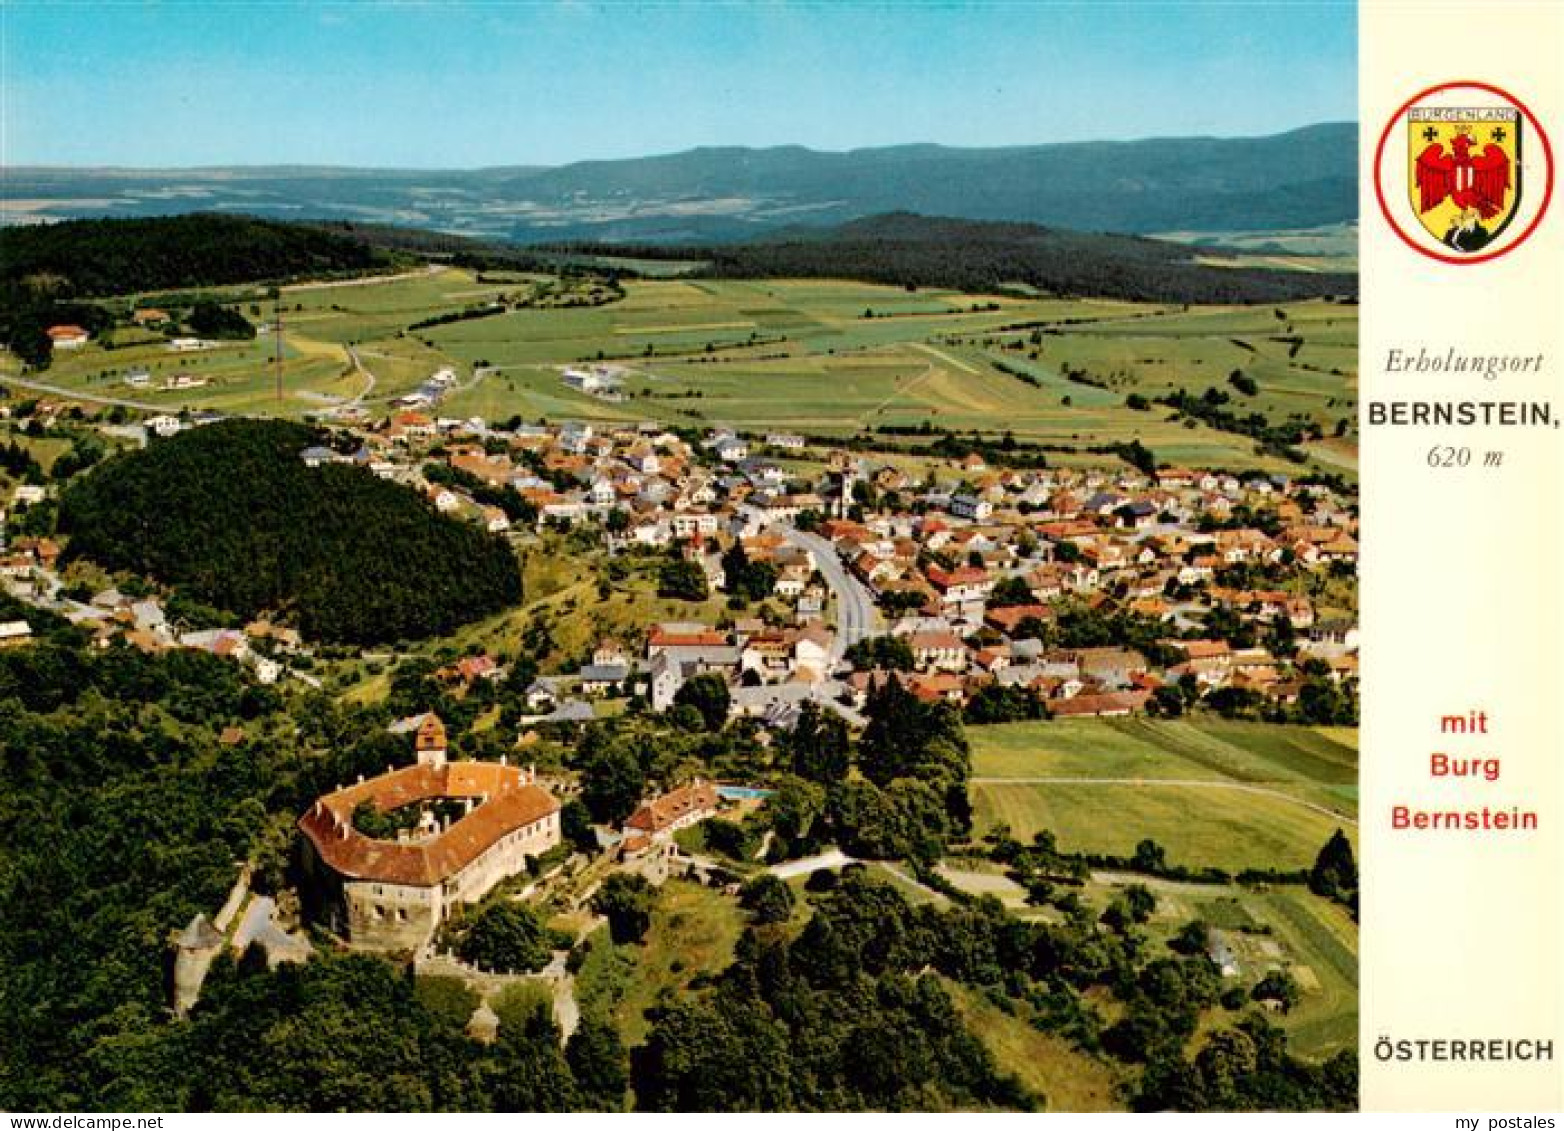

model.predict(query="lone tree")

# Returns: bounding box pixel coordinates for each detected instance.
[455,901,559,974]
[560,798,599,854]
[1228,369,1259,396]
[566,1016,629,1109]
[579,744,647,827]
[673,672,731,731]
[1132,838,1168,875]
[1251,969,1302,1013]
[721,540,778,602]
[1309,828,1358,906]
[657,558,709,601]
[788,701,850,784]
[739,874,795,925]
[593,872,655,945]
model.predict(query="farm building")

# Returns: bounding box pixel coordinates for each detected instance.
[46,324,89,349]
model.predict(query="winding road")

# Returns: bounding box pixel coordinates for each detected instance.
[0,373,166,412]
[344,346,378,406]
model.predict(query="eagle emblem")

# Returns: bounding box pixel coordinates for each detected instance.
[1408,107,1522,253]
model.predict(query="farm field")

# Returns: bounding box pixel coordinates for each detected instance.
[971,780,1346,872]
[1156,222,1360,273]
[986,302,1357,431]
[1258,887,1359,1058]
[967,718,1357,871]
[970,718,1358,809]
[4,267,1357,476]
[5,332,353,417]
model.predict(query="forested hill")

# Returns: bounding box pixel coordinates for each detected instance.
[58,419,520,644]
[6,124,1356,242]
[0,214,403,299]
[666,213,1357,304]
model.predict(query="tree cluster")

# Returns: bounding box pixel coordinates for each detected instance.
[0,214,395,299]
[693,214,1356,305]
[59,419,522,644]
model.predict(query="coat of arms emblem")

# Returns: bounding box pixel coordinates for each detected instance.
[1375,81,1553,264]
[1409,108,1519,253]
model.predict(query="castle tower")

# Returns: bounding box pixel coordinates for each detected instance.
[170,913,224,1017]
[415,713,448,769]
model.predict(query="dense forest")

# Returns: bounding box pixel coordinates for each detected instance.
[538,213,1356,304]
[692,214,1356,304]
[0,214,406,367]
[308,212,1358,304]
[58,419,521,644]
[0,214,402,299]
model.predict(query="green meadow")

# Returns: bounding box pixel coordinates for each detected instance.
[967,717,1358,871]
[5,267,1357,475]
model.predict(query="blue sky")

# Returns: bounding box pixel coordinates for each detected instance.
[2,2,1356,168]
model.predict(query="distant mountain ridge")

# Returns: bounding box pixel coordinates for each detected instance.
[3,123,1356,244]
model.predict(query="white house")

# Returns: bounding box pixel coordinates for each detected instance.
[949,494,994,521]
[0,620,33,647]
[562,367,624,396]
[250,655,284,685]
[671,512,721,539]
[47,325,89,350]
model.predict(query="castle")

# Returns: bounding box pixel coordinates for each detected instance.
[297,715,561,950]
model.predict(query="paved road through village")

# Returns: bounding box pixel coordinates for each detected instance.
[768,520,884,663]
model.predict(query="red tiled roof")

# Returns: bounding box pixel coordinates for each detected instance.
[1178,640,1232,660]
[648,627,728,649]
[925,564,988,591]
[909,630,965,653]
[624,780,720,834]
[985,604,1054,633]
[298,761,558,887]
[1049,690,1151,717]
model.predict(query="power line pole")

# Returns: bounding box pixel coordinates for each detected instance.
[273,290,283,404]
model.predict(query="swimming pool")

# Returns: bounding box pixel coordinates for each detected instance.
[717,785,775,801]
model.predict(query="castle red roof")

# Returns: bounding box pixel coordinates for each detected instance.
[298,761,558,888]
